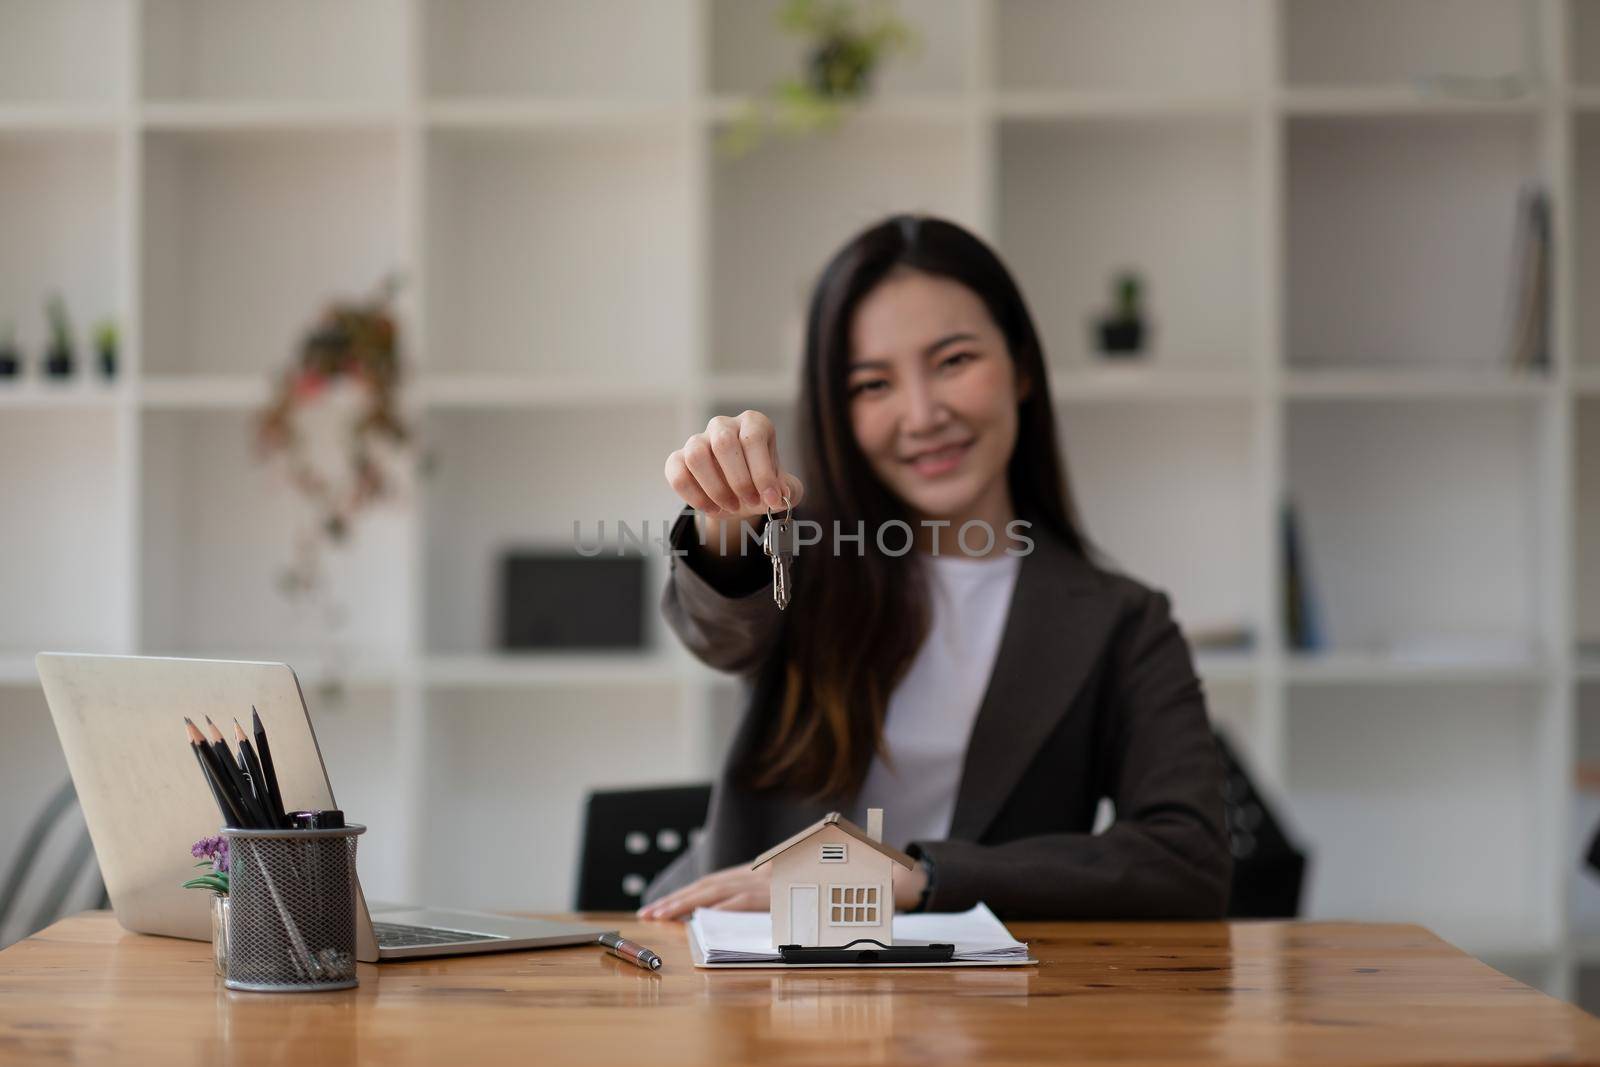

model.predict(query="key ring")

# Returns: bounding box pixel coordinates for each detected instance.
[764,491,792,525]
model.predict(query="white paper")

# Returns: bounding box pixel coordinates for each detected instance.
[689,902,1029,963]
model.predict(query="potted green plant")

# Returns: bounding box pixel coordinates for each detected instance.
[44,293,74,378]
[94,319,118,380]
[0,320,19,379]
[720,0,917,156]
[1094,270,1149,358]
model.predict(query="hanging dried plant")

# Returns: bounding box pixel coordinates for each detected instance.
[256,272,417,621]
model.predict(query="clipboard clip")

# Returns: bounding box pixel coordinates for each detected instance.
[777,939,956,964]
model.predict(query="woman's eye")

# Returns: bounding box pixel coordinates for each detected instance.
[849,378,889,397]
[939,351,977,371]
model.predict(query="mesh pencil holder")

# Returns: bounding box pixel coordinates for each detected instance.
[221,824,366,993]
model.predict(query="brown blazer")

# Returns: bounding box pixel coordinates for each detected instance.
[644,508,1233,918]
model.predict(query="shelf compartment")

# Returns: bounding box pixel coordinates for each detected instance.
[421,406,682,656]
[998,116,1254,372]
[141,127,401,377]
[1058,400,1260,649]
[1574,1,1600,89]
[0,0,128,106]
[1287,113,1540,370]
[710,117,976,377]
[1287,682,1546,952]
[0,129,122,376]
[994,0,1250,96]
[1575,116,1600,370]
[141,0,405,104]
[0,409,126,654]
[710,0,971,97]
[423,0,694,102]
[424,125,691,380]
[140,409,411,662]
[1284,398,1544,659]
[416,683,694,911]
[1572,685,1600,949]
[1579,399,1600,654]
[1283,0,1540,93]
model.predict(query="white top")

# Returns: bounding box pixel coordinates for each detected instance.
[852,551,1021,850]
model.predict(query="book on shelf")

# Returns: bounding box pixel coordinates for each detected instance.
[1504,182,1551,372]
[1281,498,1324,653]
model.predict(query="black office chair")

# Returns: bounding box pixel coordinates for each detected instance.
[571,738,1308,918]
[575,784,712,911]
[1214,728,1308,918]
[0,778,108,946]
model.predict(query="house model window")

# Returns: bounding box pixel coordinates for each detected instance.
[828,885,879,926]
[820,844,846,862]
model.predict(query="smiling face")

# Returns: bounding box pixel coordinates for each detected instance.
[846,268,1025,546]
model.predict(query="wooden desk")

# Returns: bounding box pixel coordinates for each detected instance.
[2,912,1598,1066]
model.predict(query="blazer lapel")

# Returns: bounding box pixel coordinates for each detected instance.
[946,526,1114,842]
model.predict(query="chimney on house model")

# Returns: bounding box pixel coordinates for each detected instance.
[867,808,883,843]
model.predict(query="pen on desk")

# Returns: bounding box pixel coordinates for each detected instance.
[598,932,662,971]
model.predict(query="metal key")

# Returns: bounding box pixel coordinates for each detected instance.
[762,496,796,611]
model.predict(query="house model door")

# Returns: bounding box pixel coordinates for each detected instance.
[789,885,819,946]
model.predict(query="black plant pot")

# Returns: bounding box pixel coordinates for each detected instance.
[45,346,74,378]
[98,347,117,380]
[807,37,874,99]
[1097,318,1145,357]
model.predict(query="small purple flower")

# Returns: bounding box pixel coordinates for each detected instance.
[190,835,229,871]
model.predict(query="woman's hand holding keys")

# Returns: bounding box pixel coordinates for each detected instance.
[665,410,805,531]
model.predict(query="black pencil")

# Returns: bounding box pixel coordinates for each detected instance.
[205,716,269,828]
[188,733,233,824]
[251,706,288,828]
[185,718,248,828]
[234,719,278,829]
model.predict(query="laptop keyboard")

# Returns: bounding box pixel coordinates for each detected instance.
[373,921,507,948]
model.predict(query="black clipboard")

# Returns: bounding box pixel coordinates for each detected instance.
[777,939,955,964]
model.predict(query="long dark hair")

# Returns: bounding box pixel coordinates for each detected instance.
[744,214,1102,802]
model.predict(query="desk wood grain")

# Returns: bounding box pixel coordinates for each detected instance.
[1,912,1597,1066]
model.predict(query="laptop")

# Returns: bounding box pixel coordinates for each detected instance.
[36,652,612,961]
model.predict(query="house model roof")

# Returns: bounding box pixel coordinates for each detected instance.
[749,811,917,871]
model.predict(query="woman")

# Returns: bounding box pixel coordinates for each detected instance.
[641,215,1230,921]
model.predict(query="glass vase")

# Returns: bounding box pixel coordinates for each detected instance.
[211,892,230,977]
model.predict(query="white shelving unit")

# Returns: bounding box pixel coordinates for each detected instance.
[0,0,1595,1001]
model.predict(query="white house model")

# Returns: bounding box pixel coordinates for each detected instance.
[750,808,916,949]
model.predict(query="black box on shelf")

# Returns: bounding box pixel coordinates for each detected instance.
[499,552,645,651]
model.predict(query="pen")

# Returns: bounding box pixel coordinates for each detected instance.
[598,932,662,971]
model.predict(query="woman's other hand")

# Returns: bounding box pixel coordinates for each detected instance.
[664,410,804,518]
[637,863,770,921]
